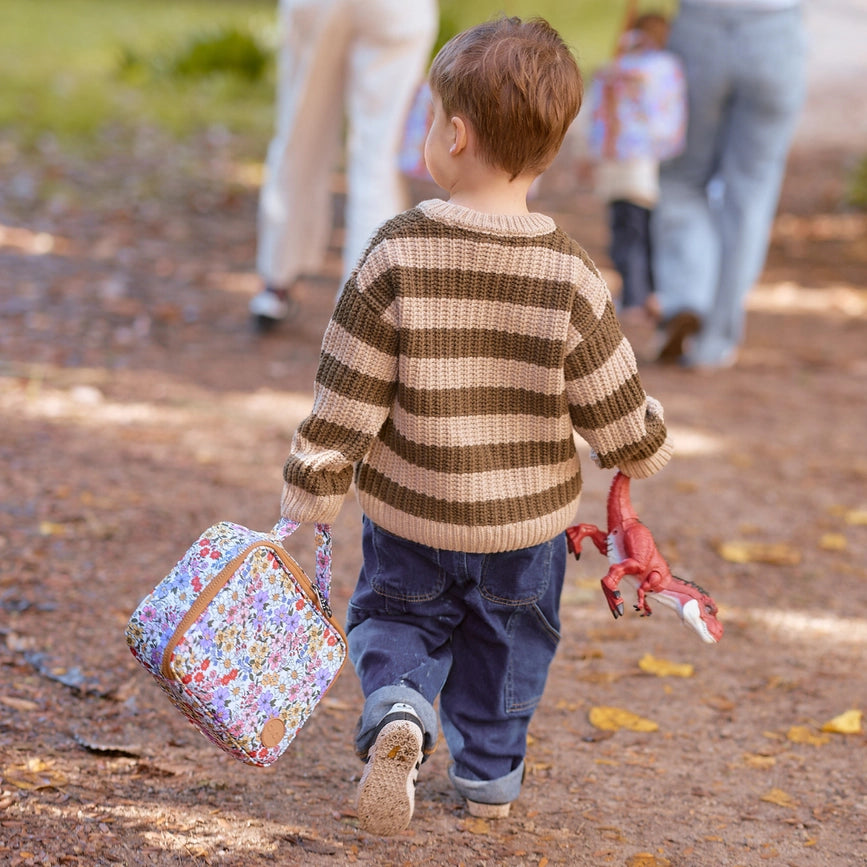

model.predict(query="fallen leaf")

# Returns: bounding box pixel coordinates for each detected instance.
[38,521,68,537]
[638,653,694,678]
[844,508,867,525]
[786,725,831,746]
[589,706,659,732]
[742,753,776,769]
[761,788,798,809]
[819,533,847,551]
[463,817,491,835]
[0,696,40,712]
[702,694,735,712]
[626,854,671,867]
[3,758,69,791]
[715,541,801,566]
[820,709,863,734]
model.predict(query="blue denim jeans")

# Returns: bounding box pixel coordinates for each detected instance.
[346,518,566,805]
[610,200,655,310]
[652,3,806,367]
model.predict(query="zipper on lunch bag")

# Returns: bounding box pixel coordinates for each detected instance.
[160,539,327,680]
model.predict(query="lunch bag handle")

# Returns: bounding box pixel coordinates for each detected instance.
[272,519,333,610]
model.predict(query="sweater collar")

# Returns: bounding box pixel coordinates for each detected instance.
[418,198,556,237]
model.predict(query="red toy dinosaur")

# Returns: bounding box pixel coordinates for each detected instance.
[566,472,723,644]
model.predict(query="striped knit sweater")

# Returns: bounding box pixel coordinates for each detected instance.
[281,198,673,553]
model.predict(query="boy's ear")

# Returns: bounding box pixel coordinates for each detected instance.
[450,116,468,156]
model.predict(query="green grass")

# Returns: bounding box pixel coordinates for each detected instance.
[0,0,675,156]
[0,0,276,152]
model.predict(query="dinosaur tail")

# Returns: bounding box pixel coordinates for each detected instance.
[607,471,639,529]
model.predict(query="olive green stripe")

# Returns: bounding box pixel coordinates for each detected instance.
[357,464,583,527]
[378,417,575,471]
[401,328,564,365]
[317,353,395,407]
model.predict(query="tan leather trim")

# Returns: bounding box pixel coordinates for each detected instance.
[160,539,341,681]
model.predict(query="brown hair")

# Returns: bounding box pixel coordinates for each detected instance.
[632,13,670,50]
[429,17,583,180]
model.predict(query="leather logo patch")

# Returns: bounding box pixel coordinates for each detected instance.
[260,717,286,748]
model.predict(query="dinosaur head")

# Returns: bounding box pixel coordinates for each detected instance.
[674,582,724,644]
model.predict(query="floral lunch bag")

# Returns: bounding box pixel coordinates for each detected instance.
[125,519,347,767]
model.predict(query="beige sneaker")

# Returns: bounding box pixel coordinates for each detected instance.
[356,705,424,836]
[466,799,511,818]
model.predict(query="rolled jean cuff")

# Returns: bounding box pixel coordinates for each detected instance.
[354,684,438,761]
[448,761,525,805]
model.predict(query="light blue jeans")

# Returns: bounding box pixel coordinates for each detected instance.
[652,3,806,367]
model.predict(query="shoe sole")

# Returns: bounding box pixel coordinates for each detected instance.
[356,720,422,836]
[656,311,701,363]
[467,799,511,818]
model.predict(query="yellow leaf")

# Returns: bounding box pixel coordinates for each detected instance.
[638,653,694,678]
[38,521,68,537]
[627,855,671,867]
[716,541,801,566]
[463,817,491,835]
[0,696,40,712]
[3,759,68,791]
[761,787,798,809]
[819,533,847,551]
[589,706,659,732]
[742,753,776,769]
[844,508,867,525]
[821,709,863,734]
[786,725,831,746]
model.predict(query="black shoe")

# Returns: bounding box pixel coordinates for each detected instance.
[249,287,293,331]
[656,311,701,363]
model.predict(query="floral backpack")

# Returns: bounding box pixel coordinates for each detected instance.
[586,30,686,162]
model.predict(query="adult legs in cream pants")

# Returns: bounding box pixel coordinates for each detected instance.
[255,0,438,307]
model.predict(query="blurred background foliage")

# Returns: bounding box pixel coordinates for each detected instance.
[0,0,862,205]
[0,0,672,152]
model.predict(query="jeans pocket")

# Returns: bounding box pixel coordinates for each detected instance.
[479,539,556,606]
[505,604,561,714]
[367,522,447,603]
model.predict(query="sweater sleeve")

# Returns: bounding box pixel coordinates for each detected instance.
[565,283,673,479]
[280,267,399,523]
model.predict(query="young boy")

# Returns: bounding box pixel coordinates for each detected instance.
[280,16,673,836]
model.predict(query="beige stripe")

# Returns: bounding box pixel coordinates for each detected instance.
[566,337,637,393]
[361,496,581,554]
[358,235,605,298]
[363,440,580,502]
[390,405,574,448]
[309,385,390,436]
[575,403,649,455]
[394,297,572,339]
[401,356,564,393]
[324,321,397,376]
[290,432,354,473]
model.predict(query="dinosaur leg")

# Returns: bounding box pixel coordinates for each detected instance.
[600,562,634,618]
[565,524,607,559]
[634,570,669,616]
[634,585,653,617]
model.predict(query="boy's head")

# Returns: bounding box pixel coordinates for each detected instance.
[428,17,583,180]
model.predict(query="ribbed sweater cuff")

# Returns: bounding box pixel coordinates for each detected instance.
[280,483,344,525]
[617,434,675,479]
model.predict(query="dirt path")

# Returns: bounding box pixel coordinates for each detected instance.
[2,40,867,867]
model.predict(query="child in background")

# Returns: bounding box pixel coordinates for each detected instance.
[280,16,673,836]
[585,12,686,322]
